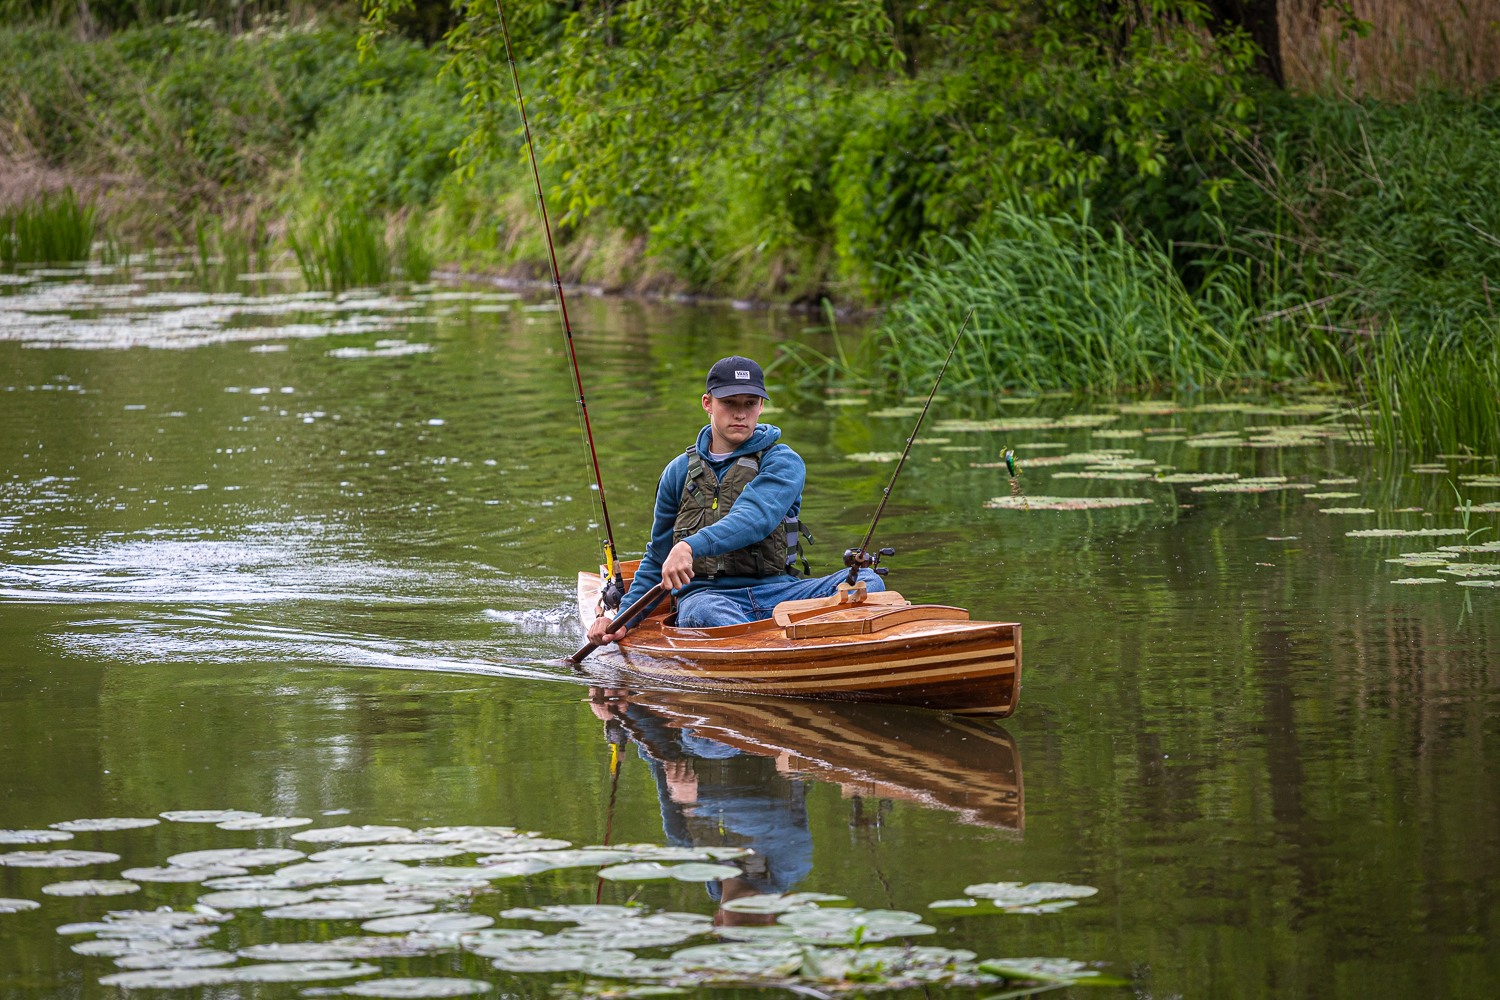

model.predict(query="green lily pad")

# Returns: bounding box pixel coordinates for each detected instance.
[1437,541,1500,552]
[121,865,249,883]
[1440,564,1500,577]
[777,907,934,944]
[596,862,741,882]
[232,961,382,983]
[963,882,1098,907]
[1051,472,1153,481]
[75,939,178,957]
[240,937,453,961]
[491,949,636,973]
[51,818,159,832]
[1319,477,1359,485]
[340,979,493,997]
[97,968,237,988]
[161,810,262,824]
[868,407,922,418]
[466,837,571,854]
[1156,473,1240,484]
[1319,507,1375,514]
[1305,492,1359,499]
[276,861,411,884]
[170,848,306,868]
[410,826,519,843]
[264,900,434,921]
[1391,578,1446,585]
[0,898,40,913]
[1410,464,1449,473]
[1347,528,1469,537]
[985,496,1153,510]
[198,889,317,908]
[0,830,73,843]
[1193,478,1313,494]
[311,845,464,863]
[362,913,494,933]
[978,958,1126,985]
[42,880,139,896]
[1456,502,1500,512]
[844,452,903,463]
[218,816,314,830]
[935,415,1118,432]
[720,891,847,914]
[292,826,413,844]
[500,904,644,923]
[113,948,238,970]
[1457,579,1500,587]
[1,850,119,868]
[672,941,806,976]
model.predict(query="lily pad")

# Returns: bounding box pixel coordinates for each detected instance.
[1456,502,1500,513]
[844,452,903,463]
[170,848,306,868]
[1410,464,1450,473]
[276,861,411,884]
[1347,528,1469,538]
[197,889,318,908]
[491,949,637,973]
[1,850,119,868]
[232,961,381,983]
[97,968,236,988]
[51,817,160,833]
[362,913,494,933]
[42,880,139,896]
[1457,579,1500,588]
[203,874,321,890]
[1305,492,1359,499]
[1156,473,1240,484]
[777,907,934,944]
[501,905,643,923]
[1319,477,1359,485]
[458,837,570,854]
[312,845,465,863]
[461,930,547,956]
[1437,541,1500,552]
[672,941,805,976]
[75,939,177,957]
[0,898,41,913]
[240,937,452,961]
[978,958,1126,985]
[720,892,848,914]
[313,884,458,903]
[1440,564,1500,577]
[1051,471,1153,481]
[478,849,632,870]
[218,816,314,831]
[963,882,1099,906]
[292,825,414,844]
[936,415,1118,432]
[985,496,1153,510]
[121,865,249,883]
[411,827,519,843]
[341,979,494,997]
[0,829,73,843]
[1319,507,1375,514]
[113,948,238,970]
[161,810,262,824]
[381,867,495,887]
[1193,478,1314,494]
[596,862,742,882]
[868,407,922,418]
[265,900,434,921]
[1391,578,1446,585]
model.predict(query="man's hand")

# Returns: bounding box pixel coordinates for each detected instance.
[587,612,629,646]
[662,540,696,590]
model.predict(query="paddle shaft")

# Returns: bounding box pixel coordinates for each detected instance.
[845,306,975,586]
[571,584,667,663]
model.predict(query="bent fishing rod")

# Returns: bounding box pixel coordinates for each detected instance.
[844,306,975,586]
[495,0,625,610]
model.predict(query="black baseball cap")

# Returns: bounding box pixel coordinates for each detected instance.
[705,356,769,400]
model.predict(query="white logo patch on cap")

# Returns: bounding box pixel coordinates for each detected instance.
[734,370,750,379]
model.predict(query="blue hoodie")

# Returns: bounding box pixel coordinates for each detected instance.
[618,423,804,610]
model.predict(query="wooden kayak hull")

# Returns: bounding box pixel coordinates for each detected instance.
[578,572,1022,717]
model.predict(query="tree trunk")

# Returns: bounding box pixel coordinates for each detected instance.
[1204,0,1285,87]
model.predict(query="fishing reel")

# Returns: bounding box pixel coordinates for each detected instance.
[844,546,896,579]
[599,573,625,611]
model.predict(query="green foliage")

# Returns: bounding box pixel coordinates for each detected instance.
[289,202,392,291]
[190,217,271,291]
[0,188,96,265]
[398,212,434,282]
[1364,320,1500,460]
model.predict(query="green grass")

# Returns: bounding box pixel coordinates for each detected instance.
[0,188,96,265]
[289,204,393,292]
[1364,320,1500,460]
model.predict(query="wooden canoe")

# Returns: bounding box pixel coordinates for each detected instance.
[588,685,1024,832]
[576,564,1022,717]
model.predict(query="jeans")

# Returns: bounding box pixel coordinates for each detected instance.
[675,568,887,628]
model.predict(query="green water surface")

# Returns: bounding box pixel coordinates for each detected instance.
[1,271,1498,999]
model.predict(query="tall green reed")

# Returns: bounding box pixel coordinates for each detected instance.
[0,188,96,266]
[191,218,270,292]
[875,203,1259,393]
[1364,318,1500,459]
[289,203,392,293]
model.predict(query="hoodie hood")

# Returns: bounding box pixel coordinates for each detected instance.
[695,423,782,461]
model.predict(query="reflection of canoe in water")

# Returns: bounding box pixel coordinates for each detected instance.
[577,564,1023,717]
[592,686,1024,833]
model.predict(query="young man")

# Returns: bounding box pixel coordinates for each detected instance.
[587,355,884,645]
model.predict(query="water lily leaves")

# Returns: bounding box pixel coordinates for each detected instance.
[711,925,800,942]
[0,829,73,843]
[169,848,305,868]
[218,816,313,831]
[720,892,847,914]
[1,850,119,867]
[50,818,159,833]
[197,889,318,908]
[501,905,644,923]
[978,958,1127,985]
[292,826,414,844]
[844,452,903,463]
[240,936,452,961]
[985,496,1153,510]
[1347,528,1469,537]
[777,907,934,944]
[411,826,519,843]
[161,810,262,824]
[1391,578,1446,585]
[462,930,547,956]
[97,967,237,988]
[75,938,177,957]
[361,913,494,933]
[1051,472,1153,481]
[936,415,1117,432]
[340,978,494,997]
[0,898,41,913]
[868,407,922,418]
[276,861,411,884]
[232,961,382,983]
[1156,473,1240,484]
[312,845,465,863]
[121,865,249,883]
[203,874,319,890]
[113,948,238,970]
[468,837,571,854]
[597,862,741,882]
[1456,501,1500,512]
[672,942,805,976]
[1457,579,1500,588]
[580,955,693,980]
[381,867,495,887]
[478,849,632,870]
[1442,564,1500,577]
[1192,478,1313,494]
[963,883,1098,906]
[1409,464,1449,473]
[1438,541,1500,552]
[42,880,139,896]
[313,884,458,903]
[1305,492,1359,499]
[491,949,636,973]
[1319,477,1359,485]
[1319,507,1375,514]
[264,900,434,921]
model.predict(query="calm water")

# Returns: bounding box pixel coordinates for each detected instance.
[2,265,1498,999]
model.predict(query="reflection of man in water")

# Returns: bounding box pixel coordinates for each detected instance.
[589,690,812,916]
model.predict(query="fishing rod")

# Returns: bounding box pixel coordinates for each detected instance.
[844,307,975,586]
[495,0,625,610]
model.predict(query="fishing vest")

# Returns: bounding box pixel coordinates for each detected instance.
[672,444,812,581]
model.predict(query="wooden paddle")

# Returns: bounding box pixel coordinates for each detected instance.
[571,584,667,663]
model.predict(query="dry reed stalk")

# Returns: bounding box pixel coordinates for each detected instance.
[1281,0,1500,97]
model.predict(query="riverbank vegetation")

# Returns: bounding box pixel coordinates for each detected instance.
[1,1,1498,455]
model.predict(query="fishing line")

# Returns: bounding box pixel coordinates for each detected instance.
[494,0,624,605]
